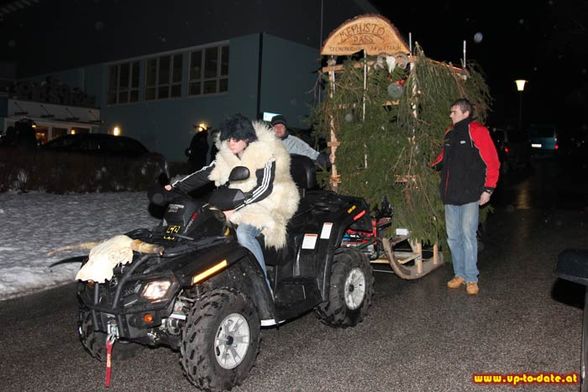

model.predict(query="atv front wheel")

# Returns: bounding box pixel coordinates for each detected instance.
[315,249,374,327]
[180,289,260,391]
[78,308,143,361]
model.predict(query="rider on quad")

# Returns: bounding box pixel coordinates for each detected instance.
[166,113,299,292]
[76,114,374,392]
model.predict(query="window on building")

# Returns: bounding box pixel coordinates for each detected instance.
[189,44,229,96]
[145,53,183,101]
[107,62,139,105]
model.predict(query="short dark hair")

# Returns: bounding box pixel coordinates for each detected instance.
[451,98,474,117]
[219,113,257,142]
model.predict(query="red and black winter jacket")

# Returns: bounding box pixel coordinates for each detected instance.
[431,118,500,205]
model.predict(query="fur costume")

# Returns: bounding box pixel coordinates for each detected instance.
[75,235,134,283]
[209,121,299,249]
[72,236,163,282]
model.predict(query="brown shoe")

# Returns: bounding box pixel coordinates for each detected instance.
[447,276,465,289]
[466,282,479,295]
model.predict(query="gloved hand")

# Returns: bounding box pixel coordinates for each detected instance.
[147,184,183,206]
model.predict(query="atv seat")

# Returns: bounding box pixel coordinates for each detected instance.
[290,154,316,197]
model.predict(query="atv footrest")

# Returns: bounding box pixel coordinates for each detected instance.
[275,277,321,320]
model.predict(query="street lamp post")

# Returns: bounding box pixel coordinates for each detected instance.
[515,79,527,131]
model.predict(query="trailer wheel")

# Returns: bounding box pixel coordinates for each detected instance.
[315,249,374,327]
[180,289,260,392]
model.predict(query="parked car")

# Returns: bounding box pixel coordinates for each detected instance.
[42,133,169,177]
[491,126,531,172]
[15,133,173,192]
[528,124,559,157]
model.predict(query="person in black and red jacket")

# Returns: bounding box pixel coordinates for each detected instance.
[432,98,500,296]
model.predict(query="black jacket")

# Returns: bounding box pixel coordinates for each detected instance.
[433,118,500,205]
[170,160,276,211]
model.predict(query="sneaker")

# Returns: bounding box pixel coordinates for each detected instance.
[466,282,479,295]
[447,276,465,289]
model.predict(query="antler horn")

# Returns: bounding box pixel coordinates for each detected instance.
[130,239,164,254]
[47,241,101,257]
[48,238,164,257]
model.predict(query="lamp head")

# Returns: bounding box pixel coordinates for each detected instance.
[515,79,527,92]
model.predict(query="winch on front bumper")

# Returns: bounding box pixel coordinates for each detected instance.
[77,228,236,345]
[77,257,184,342]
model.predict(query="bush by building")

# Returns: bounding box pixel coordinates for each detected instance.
[0,148,167,193]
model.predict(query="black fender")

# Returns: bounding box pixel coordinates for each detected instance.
[326,196,371,300]
[297,190,372,302]
[175,242,275,321]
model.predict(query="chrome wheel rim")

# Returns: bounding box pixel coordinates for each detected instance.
[344,267,366,310]
[214,313,250,369]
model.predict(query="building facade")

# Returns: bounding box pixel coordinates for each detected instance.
[0,0,379,160]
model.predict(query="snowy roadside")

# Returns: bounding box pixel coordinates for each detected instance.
[0,191,159,301]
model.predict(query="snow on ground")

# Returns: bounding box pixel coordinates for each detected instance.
[0,191,159,300]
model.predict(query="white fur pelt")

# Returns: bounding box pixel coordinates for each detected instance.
[209,121,300,249]
[75,235,134,283]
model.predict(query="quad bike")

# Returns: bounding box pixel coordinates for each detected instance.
[77,154,376,391]
[556,249,588,390]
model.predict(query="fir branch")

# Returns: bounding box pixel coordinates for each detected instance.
[313,48,491,244]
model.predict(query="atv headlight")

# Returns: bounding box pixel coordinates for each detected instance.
[141,280,172,302]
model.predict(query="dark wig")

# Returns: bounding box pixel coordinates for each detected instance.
[218,113,257,142]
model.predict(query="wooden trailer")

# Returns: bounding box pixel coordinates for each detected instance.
[319,14,447,279]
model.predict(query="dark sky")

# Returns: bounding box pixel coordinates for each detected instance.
[370,0,588,129]
[1,0,587,129]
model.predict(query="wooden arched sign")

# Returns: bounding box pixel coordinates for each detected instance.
[320,14,409,56]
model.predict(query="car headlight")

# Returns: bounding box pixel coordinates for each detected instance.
[141,280,172,302]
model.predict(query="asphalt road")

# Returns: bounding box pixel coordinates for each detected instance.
[1,157,586,392]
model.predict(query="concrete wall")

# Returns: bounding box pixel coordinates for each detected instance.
[259,34,319,129]
[95,33,319,161]
[14,32,319,161]
[98,34,262,161]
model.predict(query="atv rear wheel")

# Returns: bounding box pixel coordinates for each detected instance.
[180,289,260,391]
[78,308,143,361]
[315,249,374,327]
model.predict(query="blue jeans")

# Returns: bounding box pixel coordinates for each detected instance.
[445,202,479,283]
[236,224,271,290]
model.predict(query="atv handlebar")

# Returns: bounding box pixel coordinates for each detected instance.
[149,182,247,213]
[147,184,187,206]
